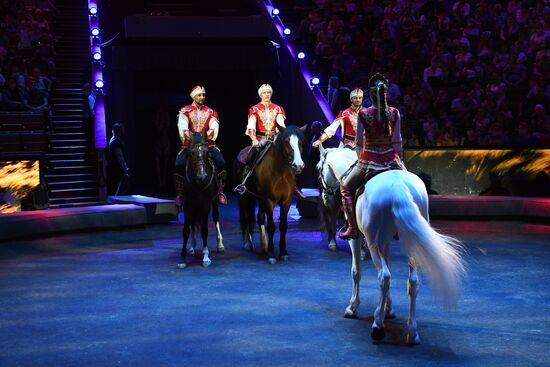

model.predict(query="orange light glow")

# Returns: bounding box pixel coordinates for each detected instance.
[0,160,40,213]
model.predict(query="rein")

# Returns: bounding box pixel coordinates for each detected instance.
[234,140,273,197]
[318,149,338,196]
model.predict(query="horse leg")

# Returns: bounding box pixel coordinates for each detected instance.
[327,201,338,251]
[381,241,396,319]
[257,204,268,254]
[239,197,254,251]
[360,237,367,261]
[201,213,211,267]
[178,210,190,269]
[368,243,391,341]
[407,260,420,345]
[212,203,224,253]
[189,224,197,256]
[278,200,291,261]
[265,202,277,264]
[344,237,362,318]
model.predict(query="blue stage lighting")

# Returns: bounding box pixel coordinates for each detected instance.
[283,28,291,36]
[310,77,320,87]
[297,52,305,60]
[91,28,100,36]
[95,80,104,89]
[271,8,280,17]
[89,7,97,15]
[93,52,101,61]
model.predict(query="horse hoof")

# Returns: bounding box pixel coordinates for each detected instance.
[188,248,196,256]
[177,262,187,269]
[217,245,225,253]
[267,257,277,265]
[279,254,289,262]
[203,260,212,267]
[371,325,385,341]
[407,333,420,345]
[328,244,338,252]
[344,306,357,319]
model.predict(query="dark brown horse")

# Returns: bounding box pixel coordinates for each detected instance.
[177,133,218,268]
[234,125,306,264]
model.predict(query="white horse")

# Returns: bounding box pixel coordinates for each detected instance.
[323,148,466,345]
[317,146,367,260]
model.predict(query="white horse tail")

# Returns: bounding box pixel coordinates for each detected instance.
[391,180,466,306]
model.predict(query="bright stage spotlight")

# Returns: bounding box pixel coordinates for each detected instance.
[310,77,320,87]
[89,7,97,15]
[271,8,280,17]
[95,80,104,89]
[283,28,291,36]
[91,28,100,37]
[92,52,101,61]
[297,52,305,60]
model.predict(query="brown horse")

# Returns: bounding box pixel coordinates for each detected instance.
[234,125,306,264]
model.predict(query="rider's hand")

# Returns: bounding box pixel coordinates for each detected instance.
[312,140,321,148]
[252,139,259,146]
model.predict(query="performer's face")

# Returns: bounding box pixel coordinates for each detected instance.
[261,90,272,103]
[351,96,363,108]
[193,93,205,106]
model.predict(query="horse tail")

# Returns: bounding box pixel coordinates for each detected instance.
[391,180,465,306]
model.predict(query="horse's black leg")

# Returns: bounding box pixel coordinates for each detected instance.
[239,196,254,251]
[201,207,211,267]
[278,199,291,261]
[212,202,224,252]
[212,202,219,223]
[265,201,277,264]
[257,202,268,254]
[179,204,190,268]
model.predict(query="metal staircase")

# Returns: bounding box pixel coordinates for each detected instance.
[45,0,101,208]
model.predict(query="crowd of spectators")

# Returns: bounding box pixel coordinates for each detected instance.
[0,0,57,114]
[288,0,550,147]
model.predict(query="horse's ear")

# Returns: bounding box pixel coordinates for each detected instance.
[278,125,286,134]
[299,124,307,133]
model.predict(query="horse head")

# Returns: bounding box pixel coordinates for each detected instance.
[276,125,306,174]
[188,132,211,183]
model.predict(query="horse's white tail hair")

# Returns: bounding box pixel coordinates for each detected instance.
[392,180,466,306]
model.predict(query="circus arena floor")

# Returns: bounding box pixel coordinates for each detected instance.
[1,196,549,367]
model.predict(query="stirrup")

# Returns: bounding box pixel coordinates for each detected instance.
[234,184,246,195]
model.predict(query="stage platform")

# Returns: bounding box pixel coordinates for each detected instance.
[0,195,178,242]
[0,194,547,242]
[297,190,550,222]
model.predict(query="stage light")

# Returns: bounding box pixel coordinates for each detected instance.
[310,77,320,87]
[297,52,305,60]
[271,8,280,17]
[91,28,100,37]
[93,52,101,61]
[283,28,291,36]
[89,7,97,15]
[95,80,104,89]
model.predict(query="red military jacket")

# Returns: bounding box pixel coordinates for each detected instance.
[178,104,219,148]
[357,106,402,169]
[247,102,286,141]
[336,106,368,147]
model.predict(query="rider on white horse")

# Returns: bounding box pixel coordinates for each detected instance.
[312,88,366,150]
[339,73,406,240]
